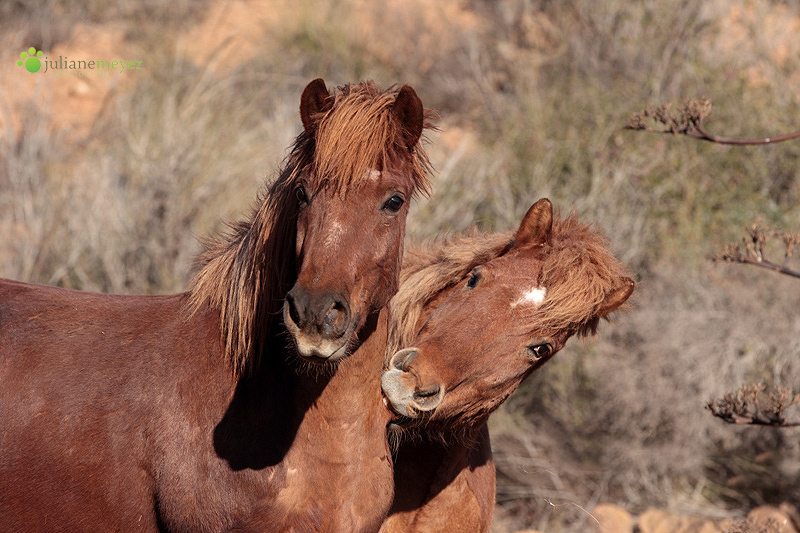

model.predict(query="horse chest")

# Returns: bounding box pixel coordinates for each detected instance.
[156,379,393,533]
[265,408,394,532]
[240,456,393,533]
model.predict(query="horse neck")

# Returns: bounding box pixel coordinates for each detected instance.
[210,306,392,476]
[236,307,390,456]
[388,423,495,531]
[299,307,391,426]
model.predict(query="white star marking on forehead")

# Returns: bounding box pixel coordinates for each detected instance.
[511,286,547,308]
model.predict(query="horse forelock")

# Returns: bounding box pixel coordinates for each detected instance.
[532,214,631,337]
[300,81,433,198]
[387,213,631,363]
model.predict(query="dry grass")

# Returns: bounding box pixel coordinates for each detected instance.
[2,1,800,531]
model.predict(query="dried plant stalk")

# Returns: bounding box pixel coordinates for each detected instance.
[625,98,800,145]
[708,384,800,427]
[714,219,800,279]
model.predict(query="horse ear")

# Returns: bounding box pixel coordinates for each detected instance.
[598,277,635,317]
[300,78,331,136]
[516,198,553,247]
[392,85,424,150]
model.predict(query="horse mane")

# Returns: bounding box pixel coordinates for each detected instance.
[388,212,631,358]
[312,81,434,197]
[532,214,631,337]
[187,81,434,377]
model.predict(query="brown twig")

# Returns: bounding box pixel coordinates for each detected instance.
[715,220,800,279]
[707,384,800,427]
[625,97,800,145]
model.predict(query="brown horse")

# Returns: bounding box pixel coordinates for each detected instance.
[380,198,634,532]
[0,79,432,532]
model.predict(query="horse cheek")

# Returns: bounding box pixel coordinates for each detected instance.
[372,226,404,309]
[294,213,308,260]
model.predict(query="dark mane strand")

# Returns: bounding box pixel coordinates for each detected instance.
[186,167,299,378]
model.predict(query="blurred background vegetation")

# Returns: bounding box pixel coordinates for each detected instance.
[1,0,799,530]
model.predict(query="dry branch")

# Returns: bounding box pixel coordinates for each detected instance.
[625,98,800,145]
[714,220,800,280]
[707,383,800,428]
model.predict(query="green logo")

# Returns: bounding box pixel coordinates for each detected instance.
[17,47,43,73]
[14,46,144,76]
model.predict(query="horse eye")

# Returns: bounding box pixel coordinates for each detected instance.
[295,186,308,204]
[527,342,553,362]
[382,195,404,213]
[466,270,480,288]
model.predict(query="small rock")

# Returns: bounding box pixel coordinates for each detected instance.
[591,503,633,533]
[746,505,798,533]
[638,508,721,533]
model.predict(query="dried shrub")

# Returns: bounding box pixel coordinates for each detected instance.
[708,384,800,428]
[626,97,800,145]
[715,219,800,280]
[625,97,713,137]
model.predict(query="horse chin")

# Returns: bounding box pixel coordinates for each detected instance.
[289,323,359,364]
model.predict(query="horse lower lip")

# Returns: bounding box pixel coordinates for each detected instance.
[299,343,349,364]
[292,327,353,361]
[381,392,403,420]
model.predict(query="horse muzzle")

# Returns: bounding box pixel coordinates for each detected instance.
[381,348,444,417]
[283,286,356,362]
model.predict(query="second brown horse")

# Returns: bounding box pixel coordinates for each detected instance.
[381,198,634,532]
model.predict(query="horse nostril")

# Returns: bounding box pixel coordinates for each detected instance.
[322,296,349,337]
[390,348,418,372]
[285,292,302,327]
[412,383,443,412]
[413,384,440,400]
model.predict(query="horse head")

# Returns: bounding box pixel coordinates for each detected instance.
[284,79,431,363]
[382,198,634,432]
